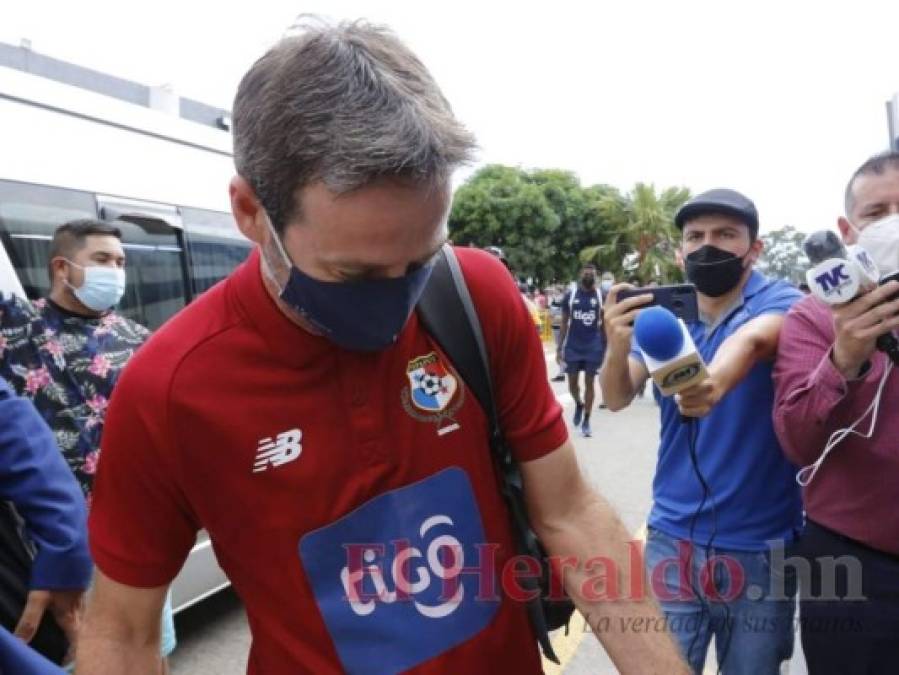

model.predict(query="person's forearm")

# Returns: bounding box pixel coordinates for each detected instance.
[76,636,163,675]
[599,350,636,411]
[706,319,777,396]
[0,393,92,590]
[76,574,169,675]
[535,489,688,674]
[557,320,569,352]
[773,348,886,466]
[769,307,893,466]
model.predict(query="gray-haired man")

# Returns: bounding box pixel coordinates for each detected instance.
[80,19,686,674]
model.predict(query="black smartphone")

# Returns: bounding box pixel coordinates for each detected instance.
[616,283,699,324]
[880,271,899,302]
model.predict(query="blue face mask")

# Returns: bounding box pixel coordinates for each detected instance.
[265,217,436,352]
[64,259,126,312]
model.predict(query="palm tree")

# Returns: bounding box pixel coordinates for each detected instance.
[580,183,690,284]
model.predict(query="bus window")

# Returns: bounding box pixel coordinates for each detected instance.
[180,206,251,295]
[117,233,187,331]
[0,180,97,298]
[0,180,190,331]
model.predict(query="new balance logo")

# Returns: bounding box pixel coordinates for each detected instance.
[253,428,303,473]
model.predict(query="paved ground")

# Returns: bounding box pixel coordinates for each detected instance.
[170,588,250,674]
[547,376,660,675]
[170,355,808,674]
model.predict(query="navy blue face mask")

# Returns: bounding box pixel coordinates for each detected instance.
[265,217,436,352]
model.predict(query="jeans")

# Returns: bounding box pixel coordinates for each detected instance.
[644,527,796,674]
[794,520,899,674]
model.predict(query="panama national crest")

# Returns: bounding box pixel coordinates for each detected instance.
[407,352,457,412]
[401,352,464,435]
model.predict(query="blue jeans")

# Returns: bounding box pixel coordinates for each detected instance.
[644,527,796,675]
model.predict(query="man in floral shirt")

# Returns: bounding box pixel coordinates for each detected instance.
[0,219,148,502]
[0,219,176,657]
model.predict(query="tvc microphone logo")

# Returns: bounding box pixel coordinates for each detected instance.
[814,263,851,295]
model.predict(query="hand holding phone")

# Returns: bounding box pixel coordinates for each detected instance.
[603,284,654,357]
[616,284,699,324]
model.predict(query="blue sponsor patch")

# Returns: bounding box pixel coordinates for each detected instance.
[299,467,498,674]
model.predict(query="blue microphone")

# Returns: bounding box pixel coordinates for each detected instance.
[634,306,708,396]
[634,306,684,361]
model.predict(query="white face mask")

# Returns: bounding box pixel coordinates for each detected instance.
[64,260,126,312]
[855,213,899,277]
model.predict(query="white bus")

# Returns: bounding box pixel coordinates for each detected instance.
[0,44,249,612]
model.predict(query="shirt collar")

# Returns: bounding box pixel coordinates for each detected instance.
[699,269,766,329]
[229,248,334,368]
[44,297,103,323]
[742,269,767,300]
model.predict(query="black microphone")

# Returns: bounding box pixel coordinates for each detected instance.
[876,270,899,366]
[803,231,899,365]
[803,231,879,304]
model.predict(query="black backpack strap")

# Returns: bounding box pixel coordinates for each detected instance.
[417,245,497,431]
[417,245,561,664]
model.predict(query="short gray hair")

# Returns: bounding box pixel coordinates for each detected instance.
[844,150,899,216]
[232,17,477,233]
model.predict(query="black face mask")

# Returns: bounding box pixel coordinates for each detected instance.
[685,245,748,297]
[581,273,595,288]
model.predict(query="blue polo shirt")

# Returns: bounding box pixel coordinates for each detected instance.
[631,271,803,551]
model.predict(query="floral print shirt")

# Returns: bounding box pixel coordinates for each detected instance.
[0,295,149,501]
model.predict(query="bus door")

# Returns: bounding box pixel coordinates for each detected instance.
[97,195,191,331]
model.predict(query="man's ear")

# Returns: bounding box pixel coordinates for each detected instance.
[675,247,685,271]
[747,236,764,266]
[230,175,266,245]
[48,257,68,287]
[838,216,857,244]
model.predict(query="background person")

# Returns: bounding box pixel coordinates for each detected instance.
[600,188,803,673]
[557,263,604,436]
[0,219,177,660]
[773,150,899,673]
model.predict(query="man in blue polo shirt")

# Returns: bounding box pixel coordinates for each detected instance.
[557,263,605,437]
[600,189,803,674]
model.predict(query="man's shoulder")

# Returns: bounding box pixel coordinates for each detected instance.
[0,292,38,326]
[784,293,831,325]
[454,247,517,298]
[751,273,799,296]
[452,247,533,335]
[109,312,151,339]
[745,273,802,313]
[119,282,244,392]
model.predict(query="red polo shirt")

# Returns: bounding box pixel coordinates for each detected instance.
[89,247,567,674]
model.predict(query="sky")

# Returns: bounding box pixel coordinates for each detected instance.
[2,0,898,236]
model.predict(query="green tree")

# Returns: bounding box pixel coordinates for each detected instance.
[580,183,691,284]
[758,225,808,284]
[449,165,620,283]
